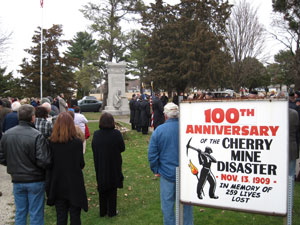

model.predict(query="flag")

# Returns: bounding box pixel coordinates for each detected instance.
[40,0,43,8]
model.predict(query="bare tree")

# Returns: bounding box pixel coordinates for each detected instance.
[269,14,299,54]
[269,12,300,89]
[225,0,266,91]
[0,20,12,65]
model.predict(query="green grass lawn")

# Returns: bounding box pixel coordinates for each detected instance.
[82,112,130,122]
[82,112,101,121]
[44,122,300,225]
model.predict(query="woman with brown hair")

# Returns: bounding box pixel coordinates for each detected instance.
[47,112,88,225]
[92,112,125,217]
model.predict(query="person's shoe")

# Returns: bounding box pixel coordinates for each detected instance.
[210,196,219,199]
[108,210,119,217]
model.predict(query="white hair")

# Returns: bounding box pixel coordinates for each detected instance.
[12,101,21,111]
[164,103,179,118]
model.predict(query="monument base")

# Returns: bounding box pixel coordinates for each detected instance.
[103,106,130,116]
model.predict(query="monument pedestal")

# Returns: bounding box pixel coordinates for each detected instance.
[103,62,130,116]
[104,98,130,115]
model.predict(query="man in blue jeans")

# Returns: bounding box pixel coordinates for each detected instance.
[148,102,193,225]
[0,104,51,225]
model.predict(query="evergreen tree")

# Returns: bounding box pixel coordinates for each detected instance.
[66,31,102,98]
[241,57,269,91]
[66,31,98,68]
[275,50,295,87]
[266,50,295,91]
[125,30,148,89]
[19,24,75,98]
[141,0,231,94]
[0,67,21,98]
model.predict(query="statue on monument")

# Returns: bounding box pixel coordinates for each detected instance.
[113,89,122,109]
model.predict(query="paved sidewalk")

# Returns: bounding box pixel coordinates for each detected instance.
[0,165,14,225]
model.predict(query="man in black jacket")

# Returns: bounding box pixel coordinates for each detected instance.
[129,94,136,130]
[152,92,165,130]
[0,104,51,225]
[139,96,151,135]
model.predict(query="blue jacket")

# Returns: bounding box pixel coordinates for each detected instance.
[148,118,179,182]
[3,111,18,132]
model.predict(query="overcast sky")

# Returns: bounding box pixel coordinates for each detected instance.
[0,0,286,76]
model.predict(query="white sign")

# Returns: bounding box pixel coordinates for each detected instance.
[179,100,288,216]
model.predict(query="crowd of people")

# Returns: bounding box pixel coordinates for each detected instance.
[0,88,299,225]
[0,93,125,225]
[129,92,168,134]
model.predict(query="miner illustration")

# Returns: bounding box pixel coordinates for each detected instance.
[186,138,218,200]
[197,147,218,199]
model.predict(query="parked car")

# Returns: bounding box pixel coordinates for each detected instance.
[81,96,97,100]
[78,98,102,112]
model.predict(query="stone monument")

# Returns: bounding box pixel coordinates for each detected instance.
[103,62,130,115]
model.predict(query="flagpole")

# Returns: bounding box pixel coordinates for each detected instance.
[150,81,154,128]
[40,0,44,99]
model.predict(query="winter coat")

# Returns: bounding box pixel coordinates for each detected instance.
[47,138,88,212]
[92,128,125,193]
[139,99,151,127]
[289,108,299,161]
[129,98,136,123]
[0,121,51,183]
[134,100,141,126]
[152,97,165,128]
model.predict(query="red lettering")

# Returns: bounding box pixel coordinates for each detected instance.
[215,125,223,134]
[247,109,255,116]
[240,109,246,116]
[249,126,259,136]
[221,174,238,181]
[224,126,231,135]
[203,125,211,134]
[226,108,239,123]
[221,174,227,180]
[212,108,224,123]
[204,109,211,123]
[186,125,194,134]
[194,125,202,134]
[241,126,249,135]
[269,126,279,136]
[232,126,240,135]
[211,125,215,134]
[259,126,269,136]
